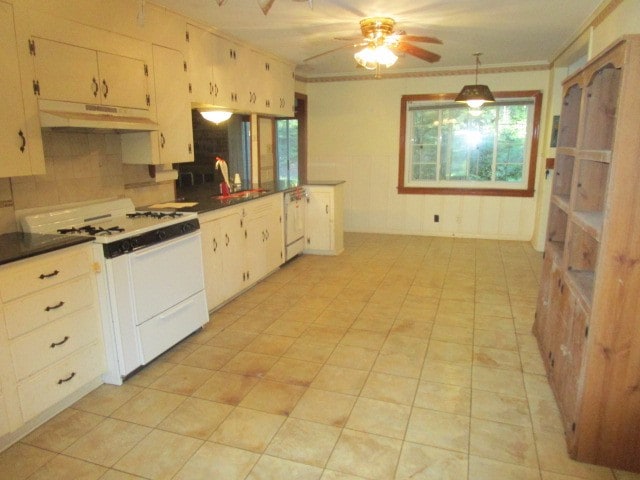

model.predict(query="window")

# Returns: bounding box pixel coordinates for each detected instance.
[398,91,542,197]
[276,118,299,185]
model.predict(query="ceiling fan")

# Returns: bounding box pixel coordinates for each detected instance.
[304,17,442,71]
[215,0,312,15]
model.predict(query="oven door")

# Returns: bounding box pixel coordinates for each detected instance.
[129,232,205,323]
[104,231,208,379]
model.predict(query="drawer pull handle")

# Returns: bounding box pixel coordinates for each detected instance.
[50,336,70,348]
[45,301,65,312]
[57,372,75,384]
[39,270,59,279]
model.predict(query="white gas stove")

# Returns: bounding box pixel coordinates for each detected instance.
[21,198,209,385]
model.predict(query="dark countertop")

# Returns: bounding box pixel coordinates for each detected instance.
[172,180,302,214]
[0,232,94,266]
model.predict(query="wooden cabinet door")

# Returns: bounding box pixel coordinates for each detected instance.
[200,219,224,311]
[187,24,215,105]
[151,45,193,164]
[0,2,40,177]
[96,51,148,110]
[32,38,99,104]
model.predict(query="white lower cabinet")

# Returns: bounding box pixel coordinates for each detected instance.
[304,183,344,255]
[0,243,105,446]
[200,194,284,311]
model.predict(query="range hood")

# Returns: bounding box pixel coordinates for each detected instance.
[38,99,158,132]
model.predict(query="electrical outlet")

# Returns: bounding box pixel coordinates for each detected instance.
[434,214,439,222]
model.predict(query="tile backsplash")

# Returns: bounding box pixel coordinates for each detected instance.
[1,131,174,234]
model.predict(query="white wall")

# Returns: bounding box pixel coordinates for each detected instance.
[591,0,640,54]
[306,69,549,241]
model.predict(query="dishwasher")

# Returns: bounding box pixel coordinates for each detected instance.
[283,187,306,261]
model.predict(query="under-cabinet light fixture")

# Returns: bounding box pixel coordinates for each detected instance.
[199,109,233,124]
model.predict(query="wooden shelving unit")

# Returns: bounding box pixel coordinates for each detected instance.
[533,35,640,472]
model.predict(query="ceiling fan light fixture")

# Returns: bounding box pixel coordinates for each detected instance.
[199,109,233,124]
[354,45,398,70]
[455,53,495,108]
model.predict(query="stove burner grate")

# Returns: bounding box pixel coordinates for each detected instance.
[126,211,183,219]
[57,225,124,236]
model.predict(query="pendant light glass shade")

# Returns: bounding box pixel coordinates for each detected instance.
[455,53,495,108]
[199,109,233,124]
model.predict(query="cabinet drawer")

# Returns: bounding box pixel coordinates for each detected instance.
[4,275,95,339]
[0,247,92,302]
[10,306,100,381]
[18,342,104,422]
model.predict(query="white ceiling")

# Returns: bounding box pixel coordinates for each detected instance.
[149,0,605,78]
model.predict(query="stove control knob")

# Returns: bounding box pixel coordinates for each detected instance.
[121,240,132,253]
[130,238,139,249]
[181,222,195,233]
[157,230,168,241]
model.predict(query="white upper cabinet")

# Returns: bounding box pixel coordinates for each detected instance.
[31,37,150,110]
[186,23,216,106]
[151,44,193,164]
[0,1,44,178]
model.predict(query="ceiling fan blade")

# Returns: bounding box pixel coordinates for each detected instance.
[257,0,276,15]
[398,34,442,45]
[304,43,358,63]
[395,42,441,63]
[215,0,227,5]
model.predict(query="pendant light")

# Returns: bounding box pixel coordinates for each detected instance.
[455,53,495,109]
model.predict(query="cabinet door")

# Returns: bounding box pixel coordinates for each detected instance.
[0,2,42,177]
[273,60,295,116]
[266,200,284,271]
[212,36,244,110]
[32,37,100,104]
[187,24,215,105]
[246,212,269,282]
[219,212,245,298]
[305,190,333,251]
[97,51,148,110]
[151,45,193,164]
[200,219,224,310]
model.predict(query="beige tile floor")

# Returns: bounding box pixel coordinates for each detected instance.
[2,233,639,480]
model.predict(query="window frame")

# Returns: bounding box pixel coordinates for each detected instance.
[397,90,542,197]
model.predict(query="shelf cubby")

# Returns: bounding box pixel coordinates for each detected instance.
[566,221,599,275]
[557,84,582,148]
[581,65,621,151]
[547,203,568,256]
[574,158,609,216]
[552,153,575,200]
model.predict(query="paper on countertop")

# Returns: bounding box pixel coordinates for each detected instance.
[148,202,198,209]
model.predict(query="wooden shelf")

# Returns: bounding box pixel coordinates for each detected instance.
[556,146,577,156]
[552,194,571,213]
[547,240,565,259]
[572,211,603,241]
[578,149,612,164]
[565,269,594,306]
[535,36,640,472]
